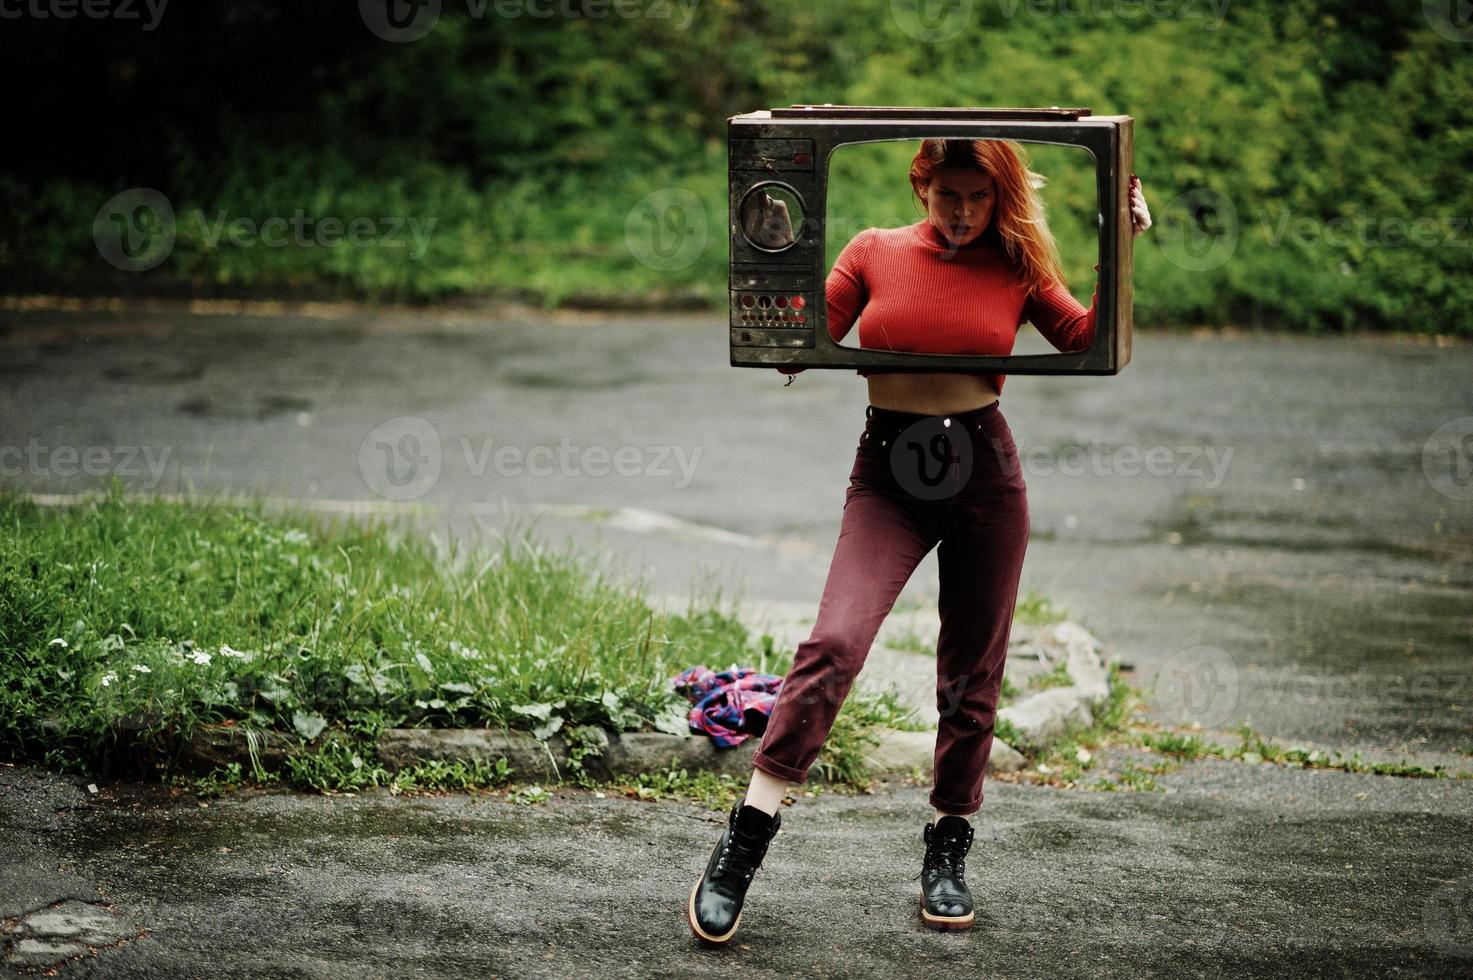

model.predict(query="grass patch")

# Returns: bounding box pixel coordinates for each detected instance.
[0,481,743,779]
[1001,662,1147,790]
[1092,759,1174,793]
[994,716,1026,752]
[1013,587,1068,626]
[812,687,930,789]
[1010,699,1468,791]
[1025,660,1075,692]
[1139,730,1218,760]
[2,480,927,797]
[1225,726,1457,779]
[884,626,932,655]
[1000,674,1022,702]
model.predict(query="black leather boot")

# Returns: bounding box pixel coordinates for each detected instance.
[916,814,975,930]
[687,796,782,944]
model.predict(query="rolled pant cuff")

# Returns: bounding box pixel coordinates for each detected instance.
[752,749,808,784]
[928,790,982,816]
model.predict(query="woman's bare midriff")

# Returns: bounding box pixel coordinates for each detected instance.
[865,372,1000,415]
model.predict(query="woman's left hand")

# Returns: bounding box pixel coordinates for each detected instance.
[1129,173,1152,239]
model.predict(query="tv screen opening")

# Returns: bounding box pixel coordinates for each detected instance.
[728,105,1134,377]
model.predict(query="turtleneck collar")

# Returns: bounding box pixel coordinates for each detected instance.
[912,218,997,253]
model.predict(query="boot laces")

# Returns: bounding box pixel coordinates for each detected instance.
[716,824,770,881]
[915,824,973,880]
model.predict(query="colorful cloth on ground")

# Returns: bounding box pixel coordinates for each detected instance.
[671,665,785,748]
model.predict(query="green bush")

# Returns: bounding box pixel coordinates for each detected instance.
[1,1,1467,332]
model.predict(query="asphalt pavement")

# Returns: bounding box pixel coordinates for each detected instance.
[3,753,1471,978]
[2,304,1471,976]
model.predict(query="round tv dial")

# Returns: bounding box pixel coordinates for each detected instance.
[738,183,806,253]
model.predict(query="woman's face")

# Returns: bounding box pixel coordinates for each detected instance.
[919,167,996,247]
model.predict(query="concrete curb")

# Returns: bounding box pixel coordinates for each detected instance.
[181,723,1028,784]
[181,724,299,776]
[182,620,1113,784]
[997,621,1115,751]
[372,725,1027,783]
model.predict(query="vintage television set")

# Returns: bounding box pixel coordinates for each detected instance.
[728,104,1134,376]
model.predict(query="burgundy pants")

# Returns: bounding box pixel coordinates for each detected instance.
[751,400,1029,815]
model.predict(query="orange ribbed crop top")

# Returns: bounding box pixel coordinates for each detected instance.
[825,219,1099,395]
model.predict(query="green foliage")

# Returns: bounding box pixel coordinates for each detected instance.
[0,479,787,784]
[177,746,517,798]
[1228,724,1452,778]
[1,478,940,797]
[1093,760,1170,793]
[884,625,932,655]
[1008,660,1135,766]
[994,717,1026,751]
[814,687,931,788]
[1014,588,1068,626]
[1000,674,1022,702]
[0,2,1467,332]
[1026,660,1075,692]
[1139,730,1218,759]
[612,762,749,808]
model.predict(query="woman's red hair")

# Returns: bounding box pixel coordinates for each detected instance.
[908,138,1068,297]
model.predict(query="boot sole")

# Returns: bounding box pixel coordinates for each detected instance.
[688,880,742,944]
[919,889,975,930]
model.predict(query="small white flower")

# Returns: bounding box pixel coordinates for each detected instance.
[100,671,118,687]
[191,651,212,666]
[49,637,69,649]
[131,664,152,674]
[219,645,250,660]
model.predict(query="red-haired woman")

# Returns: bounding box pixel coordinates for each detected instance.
[689,139,1152,942]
